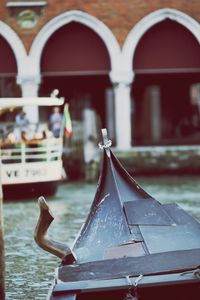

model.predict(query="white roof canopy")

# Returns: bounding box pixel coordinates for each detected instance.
[0,96,64,110]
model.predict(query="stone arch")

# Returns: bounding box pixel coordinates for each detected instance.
[30,10,121,78]
[0,21,26,73]
[122,8,200,74]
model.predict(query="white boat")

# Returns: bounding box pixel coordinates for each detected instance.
[0,95,65,200]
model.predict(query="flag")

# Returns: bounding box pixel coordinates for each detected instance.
[63,103,72,138]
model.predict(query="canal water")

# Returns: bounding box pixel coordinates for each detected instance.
[4,176,200,300]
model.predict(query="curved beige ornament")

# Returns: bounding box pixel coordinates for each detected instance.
[34,196,76,264]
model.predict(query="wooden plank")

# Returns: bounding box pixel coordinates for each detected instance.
[124,200,175,225]
[140,224,200,254]
[53,272,200,295]
[104,241,146,259]
[163,203,200,226]
[59,249,200,282]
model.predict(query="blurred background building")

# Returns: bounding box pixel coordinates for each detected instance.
[1,1,200,153]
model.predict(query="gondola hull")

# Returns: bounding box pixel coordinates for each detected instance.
[38,129,200,300]
[50,274,199,300]
[50,248,200,299]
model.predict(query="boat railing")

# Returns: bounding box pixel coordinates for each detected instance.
[0,122,41,139]
[0,138,63,164]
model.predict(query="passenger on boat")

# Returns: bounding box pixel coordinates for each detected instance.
[16,109,29,128]
[33,129,53,140]
[42,129,53,139]
[15,109,29,140]
[49,107,63,138]
[21,130,29,142]
[4,131,16,144]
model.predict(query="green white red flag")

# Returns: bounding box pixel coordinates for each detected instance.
[63,103,72,138]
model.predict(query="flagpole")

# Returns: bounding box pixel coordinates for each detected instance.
[61,102,72,139]
[60,103,68,138]
[59,104,65,139]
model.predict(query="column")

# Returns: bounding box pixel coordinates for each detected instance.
[150,86,161,143]
[105,88,115,143]
[17,56,41,123]
[17,76,40,124]
[22,79,40,123]
[113,82,132,150]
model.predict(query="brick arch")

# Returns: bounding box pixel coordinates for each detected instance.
[40,21,111,75]
[122,8,200,74]
[30,10,121,79]
[133,19,200,72]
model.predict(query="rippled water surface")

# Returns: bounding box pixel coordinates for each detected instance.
[4,176,200,299]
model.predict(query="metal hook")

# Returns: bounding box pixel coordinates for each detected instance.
[98,128,112,157]
[123,276,138,300]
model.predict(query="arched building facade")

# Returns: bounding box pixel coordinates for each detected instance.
[1,2,200,150]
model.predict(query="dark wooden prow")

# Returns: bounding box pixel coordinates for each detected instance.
[34,196,76,264]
